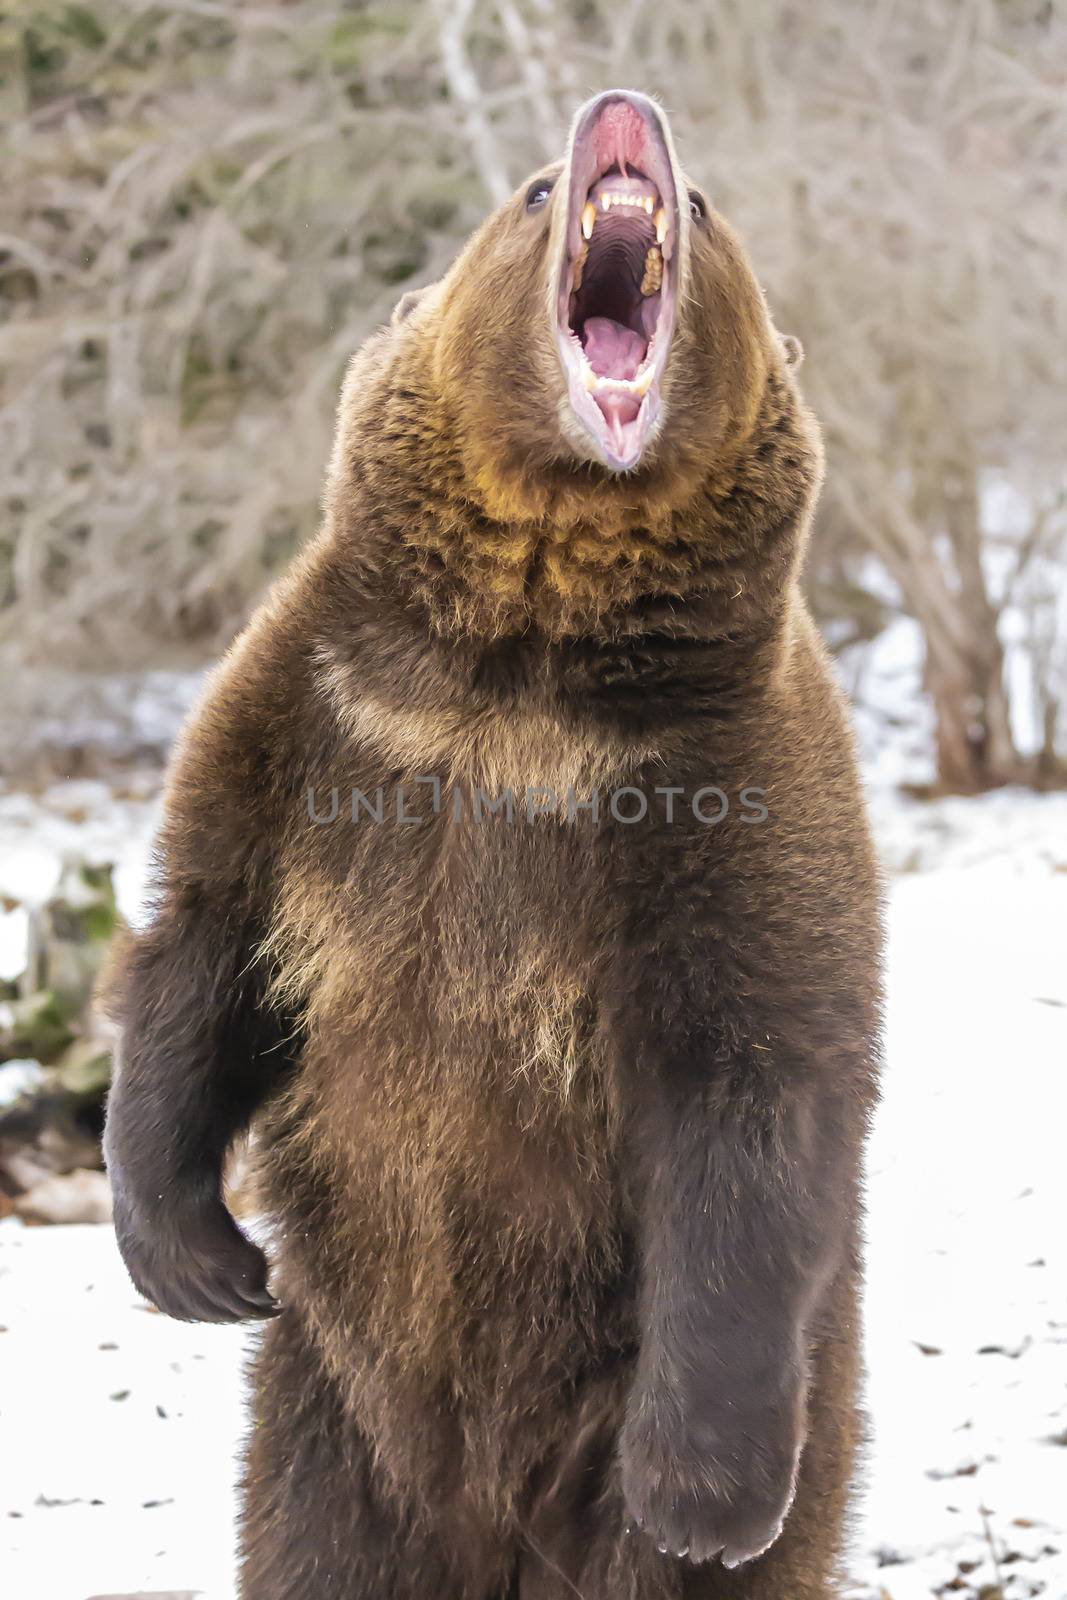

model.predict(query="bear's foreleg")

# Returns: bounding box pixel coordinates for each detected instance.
[517,1266,861,1599]
[104,876,295,1323]
[605,829,870,1572]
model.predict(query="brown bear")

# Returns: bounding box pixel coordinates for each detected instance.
[103,90,883,1600]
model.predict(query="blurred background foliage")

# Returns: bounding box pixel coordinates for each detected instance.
[1,0,1065,791]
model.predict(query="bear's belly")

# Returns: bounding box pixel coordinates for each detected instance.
[259,792,630,1466]
[258,954,629,1355]
[256,982,634,1508]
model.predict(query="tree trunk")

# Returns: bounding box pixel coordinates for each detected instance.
[915,470,1031,794]
[922,631,1030,794]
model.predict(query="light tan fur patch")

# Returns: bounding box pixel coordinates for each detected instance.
[313,640,658,801]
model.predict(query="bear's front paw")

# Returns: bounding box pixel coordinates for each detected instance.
[619,1378,803,1567]
[113,1185,279,1325]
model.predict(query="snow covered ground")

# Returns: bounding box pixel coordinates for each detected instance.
[1,778,1065,1600]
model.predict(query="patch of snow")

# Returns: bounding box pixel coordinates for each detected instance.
[0,1223,251,1600]
[0,907,30,983]
[1,669,206,778]
[839,616,937,792]
[871,786,1067,877]
[0,1059,46,1108]
[850,864,1067,1599]
[0,778,162,932]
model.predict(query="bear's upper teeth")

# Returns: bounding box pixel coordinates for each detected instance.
[640,246,663,297]
[581,193,657,241]
[595,192,656,214]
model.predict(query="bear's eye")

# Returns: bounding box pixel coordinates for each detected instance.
[688,190,707,223]
[526,179,555,211]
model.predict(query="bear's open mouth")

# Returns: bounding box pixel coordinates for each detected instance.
[555,94,680,472]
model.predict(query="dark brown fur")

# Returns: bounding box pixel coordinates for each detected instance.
[104,98,883,1600]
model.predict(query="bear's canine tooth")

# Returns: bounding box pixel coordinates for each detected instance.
[654,207,668,245]
[581,202,596,240]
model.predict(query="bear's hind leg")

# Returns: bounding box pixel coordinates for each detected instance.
[517,1374,680,1600]
[239,1315,473,1600]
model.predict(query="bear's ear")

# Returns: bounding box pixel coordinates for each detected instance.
[780,333,804,369]
[392,286,429,327]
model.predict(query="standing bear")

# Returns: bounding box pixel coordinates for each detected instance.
[104,90,883,1600]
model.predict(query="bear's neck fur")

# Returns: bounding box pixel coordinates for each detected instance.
[323,321,823,646]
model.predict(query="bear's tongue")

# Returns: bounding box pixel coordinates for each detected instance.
[580,316,646,381]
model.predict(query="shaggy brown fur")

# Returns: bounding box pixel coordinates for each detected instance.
[104,91,883,1600]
